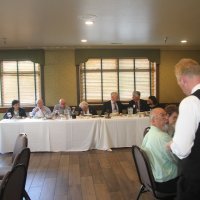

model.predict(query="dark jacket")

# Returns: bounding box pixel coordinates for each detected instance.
[101,100,123,115]
[3,107,27,119]
[128,99,149,114]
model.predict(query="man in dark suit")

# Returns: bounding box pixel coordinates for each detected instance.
[76,101,97,115]
[128,91,149,114]
[4,99,27,119]
[101,92,123,115]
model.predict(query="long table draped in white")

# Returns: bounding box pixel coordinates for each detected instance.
[97,116,150,150]
[0,116,150,153]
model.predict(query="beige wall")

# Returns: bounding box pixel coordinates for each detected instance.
[44,49,200,106]
[44,50,77,106]
[160,50,200,103]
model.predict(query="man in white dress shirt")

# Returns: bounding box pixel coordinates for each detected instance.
[169,58,200,200]
[32,98,51,118]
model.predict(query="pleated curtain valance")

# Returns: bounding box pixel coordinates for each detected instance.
[75,49,160,66]
[0,49,45,65]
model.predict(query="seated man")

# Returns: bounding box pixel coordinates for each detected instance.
[32,99,51,118]
[53,98,71,115]
[141,108,179,193]
[101,92,123,115]
[129,91,149,113]
[76,101,97,115]
[4,100,27,119]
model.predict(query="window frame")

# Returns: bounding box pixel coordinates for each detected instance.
[0,60,43,107]
[78,57,158,104]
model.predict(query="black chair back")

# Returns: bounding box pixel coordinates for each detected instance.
[132,145,176,200]
[143,127,150,137]
[12,133,28,163]
[0,164,27,200]
[132,145,155,194]
[12,147,30,171]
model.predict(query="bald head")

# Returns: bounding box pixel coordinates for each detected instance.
[59,98,66,108]
[150,108,167,130]
[37,99,44,108]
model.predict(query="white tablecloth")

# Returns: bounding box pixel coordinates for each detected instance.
[0,116,150,153]
[97,116,150,150]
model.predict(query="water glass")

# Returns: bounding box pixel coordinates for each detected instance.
[29,112,33,118]
[7,112,12,119]
[127,107,133,115]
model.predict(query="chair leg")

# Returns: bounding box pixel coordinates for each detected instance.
[136,185,145,200]
[23,189,31,200]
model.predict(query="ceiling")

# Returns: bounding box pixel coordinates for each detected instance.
[0,0,200,50]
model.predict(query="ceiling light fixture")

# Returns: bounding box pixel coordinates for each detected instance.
[85,21,94,25]
[81,39,87,43]
[181,40,187,43]
[164,36,168,44]
[79,14,97,25]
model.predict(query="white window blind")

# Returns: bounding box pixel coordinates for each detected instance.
[80,58,157,103]
[0,60,41,106]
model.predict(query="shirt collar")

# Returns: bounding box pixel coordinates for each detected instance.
[191,83,200,94]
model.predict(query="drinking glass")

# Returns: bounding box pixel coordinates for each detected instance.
[29,112,33,118]
[127,107,133,115]
[7,112,12,119]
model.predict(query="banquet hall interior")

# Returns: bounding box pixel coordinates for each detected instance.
[0,0,200,199]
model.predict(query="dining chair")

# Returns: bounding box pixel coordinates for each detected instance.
[0,164,27,200]
[0,147,31,200]
[131,145,176,200]
[12,133,28,163]
[143,127,150,137]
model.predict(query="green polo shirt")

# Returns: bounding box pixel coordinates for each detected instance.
[141,125,179,182]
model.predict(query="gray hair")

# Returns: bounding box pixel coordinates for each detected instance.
[132,91,140,97]
[111,92,118,97]
[79,101,88,108]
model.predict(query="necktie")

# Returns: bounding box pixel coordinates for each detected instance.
[136,101,140,111]
[114,103,117,111]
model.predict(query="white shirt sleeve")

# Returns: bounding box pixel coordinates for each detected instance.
[170,95,200,159]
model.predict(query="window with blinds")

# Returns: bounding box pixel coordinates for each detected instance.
[80,58,157,103]
[0,60,41,106]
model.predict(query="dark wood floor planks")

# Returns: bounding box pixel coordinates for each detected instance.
[0,148,154,200]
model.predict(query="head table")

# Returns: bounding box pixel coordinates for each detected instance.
[0,115,150,153]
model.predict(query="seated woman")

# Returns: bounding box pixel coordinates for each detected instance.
[164,104,179,137]
[4,100,27,119]
[76,101,97,115]
[147,96,160,110]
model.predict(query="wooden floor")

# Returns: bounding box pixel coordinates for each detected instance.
[0,148,153,200]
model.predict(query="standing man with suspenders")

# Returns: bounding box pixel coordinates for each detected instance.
[170,58,200,200]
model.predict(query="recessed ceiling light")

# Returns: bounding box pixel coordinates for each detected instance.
[78,14,97,25]
[181,40,187,43]
[81,39,87,43]
[85,21,94,25]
